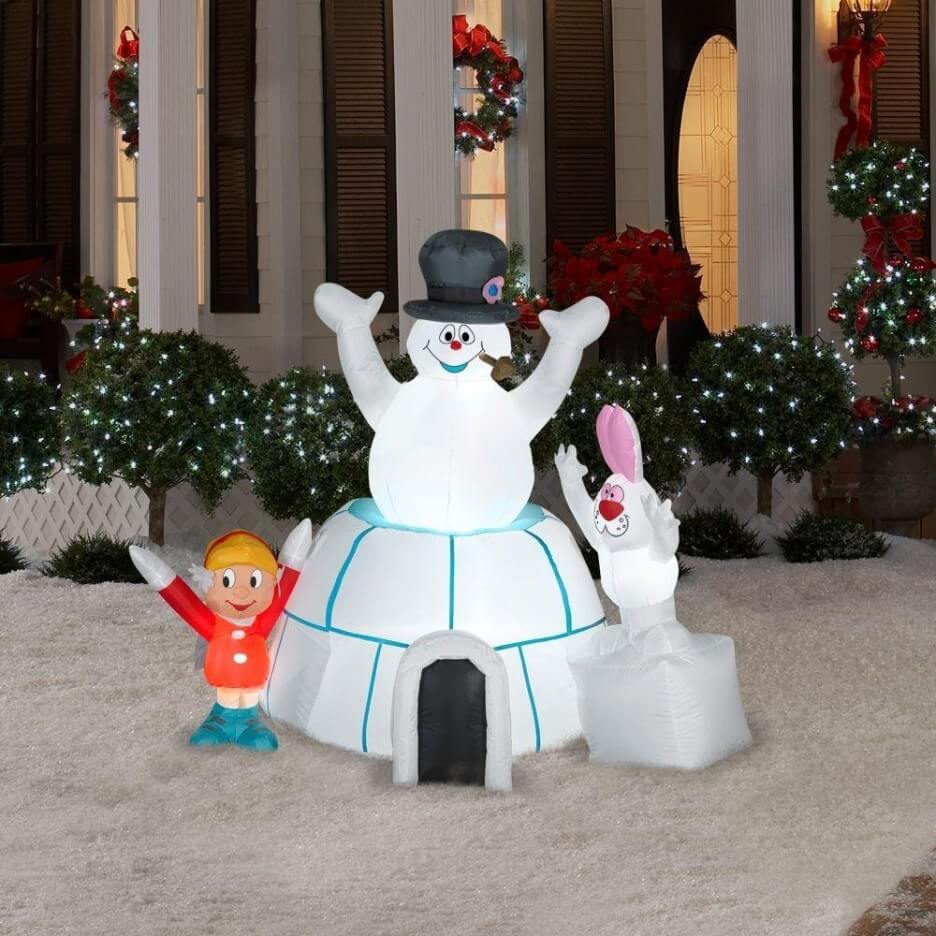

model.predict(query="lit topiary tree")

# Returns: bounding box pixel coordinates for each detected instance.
[62,325,252,544]
[246,367,374,524]
[0,368,61,497]
[532,363,695,501]
[687,325,853,517]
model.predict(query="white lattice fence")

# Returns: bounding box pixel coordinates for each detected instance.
[534,464,814,528]
[2,463,815,555]
[0,469,296,554]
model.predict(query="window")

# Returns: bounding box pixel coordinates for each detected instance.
[677,34,738,334]
[455,0,508,243]
[113,0,212,306]
[0,0,82,284]
[113,0,137,287]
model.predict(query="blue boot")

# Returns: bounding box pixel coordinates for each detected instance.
[234,707,279,752]
[189,702,240,746]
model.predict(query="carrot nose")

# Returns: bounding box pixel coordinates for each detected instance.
[451,340,462,350]
[598,499,624,521]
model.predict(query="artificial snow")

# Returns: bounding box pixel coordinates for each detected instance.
[2,537,936,935]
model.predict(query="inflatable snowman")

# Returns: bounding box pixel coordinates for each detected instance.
[263,230,609,755]
[557,404,752,769]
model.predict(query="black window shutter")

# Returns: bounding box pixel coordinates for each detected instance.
[209,0,258,313]
[543,0,616,254]
[874,0,928,149]
[322,0,397,313]
[0,0,80,283]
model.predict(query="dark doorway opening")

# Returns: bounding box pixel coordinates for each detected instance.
[418,659,487,786]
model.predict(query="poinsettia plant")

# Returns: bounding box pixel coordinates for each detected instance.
[548,227,703,333]
[851,393,936,441]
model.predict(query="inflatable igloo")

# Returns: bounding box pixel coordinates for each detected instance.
[261,230,610,756]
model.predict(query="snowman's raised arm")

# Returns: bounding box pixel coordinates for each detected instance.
[315,283,401,430]
[511,296,610,440]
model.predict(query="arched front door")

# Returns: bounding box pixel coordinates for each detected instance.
[662,0,736,370]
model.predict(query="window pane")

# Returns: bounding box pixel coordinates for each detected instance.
[459,145,506,196]
[116,201,137,286]
[462,0,502,36]
[114,0,135,40]
[460,197,507,242]
[196,0,206,89]
[115,127,136,198]
[197,200,206,306]
[196,93,205,199]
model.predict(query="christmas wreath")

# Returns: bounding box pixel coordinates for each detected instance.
[453,14,523,157]
[108,27,140,159]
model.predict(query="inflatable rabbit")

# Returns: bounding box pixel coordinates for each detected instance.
[556,404,752,769]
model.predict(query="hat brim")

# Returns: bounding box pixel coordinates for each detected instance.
[403,299,519,325]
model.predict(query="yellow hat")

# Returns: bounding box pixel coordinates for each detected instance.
[203,530,278,575]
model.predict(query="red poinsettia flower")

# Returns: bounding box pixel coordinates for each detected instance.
[546,227,702,334]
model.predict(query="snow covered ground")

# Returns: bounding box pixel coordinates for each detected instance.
[2,537,936,936]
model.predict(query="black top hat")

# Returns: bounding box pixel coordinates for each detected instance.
[403,229,519,324]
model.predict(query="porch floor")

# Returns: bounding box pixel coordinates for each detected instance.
[2,537,936,935]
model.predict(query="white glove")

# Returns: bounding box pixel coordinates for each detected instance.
[129,545,176,590]
[643,495,680,557]
[539,296,609,350]
[555,443,588,485]
[279,518,313,571]
[314,283,384,334]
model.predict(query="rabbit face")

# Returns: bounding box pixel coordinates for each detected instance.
[591,474,654,550]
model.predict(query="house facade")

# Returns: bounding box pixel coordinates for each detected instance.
[1,0,933,547]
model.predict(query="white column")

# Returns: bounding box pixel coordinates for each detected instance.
[80,0,115,285]
[137,1,198,332]
[392,0,456,338]
[736,0,797,328]
[265,0,304,372]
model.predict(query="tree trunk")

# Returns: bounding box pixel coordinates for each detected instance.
[147,488,167,546]
[756,473,773,517]
[887,354,902,398]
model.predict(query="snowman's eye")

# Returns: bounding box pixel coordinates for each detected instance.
[221,568,236,589]
[459,326,476,345]
[249,569,263,589]
[439,325,456,343]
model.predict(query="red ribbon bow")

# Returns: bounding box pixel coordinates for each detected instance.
[453,14,509,63]
[828,33,887,158]
[455,120,494,152]
[828,35,862,159]
[117,26,139,61]
[856,34,886,148]
[861,212,924,270]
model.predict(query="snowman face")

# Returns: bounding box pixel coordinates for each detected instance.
[406,318,511,382]
[592,474,652,550]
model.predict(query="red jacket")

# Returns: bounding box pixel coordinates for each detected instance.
[159,566,299,688]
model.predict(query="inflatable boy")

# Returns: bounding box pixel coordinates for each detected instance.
[130,521,312,750]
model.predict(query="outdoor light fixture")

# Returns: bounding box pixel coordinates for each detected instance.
[843,0,892,38]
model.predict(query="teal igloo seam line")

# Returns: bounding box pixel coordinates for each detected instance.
[347,498,547,536]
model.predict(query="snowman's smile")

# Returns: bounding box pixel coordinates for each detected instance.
[424,342,483,374]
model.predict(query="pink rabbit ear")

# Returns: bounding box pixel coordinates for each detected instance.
[595,404,643,483]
